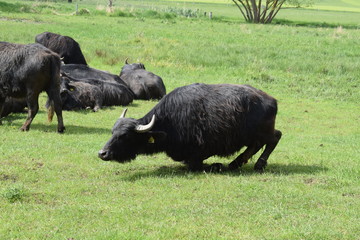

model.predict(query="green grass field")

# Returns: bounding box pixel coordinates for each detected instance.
[310,0,360,12]
[0,0,360,239]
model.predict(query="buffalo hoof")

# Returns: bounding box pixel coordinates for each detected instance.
[20,126,29,131]
[254,158,267,173]
[93,106,101,112]
[228,161,244,171]
[207,163,225,173]
[57,126,66,133]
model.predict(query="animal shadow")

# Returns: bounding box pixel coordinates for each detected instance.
[122,163,328,181]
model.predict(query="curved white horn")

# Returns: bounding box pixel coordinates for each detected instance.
[119,108,128,118]
[125,57,129,64]
[135,115,155,133]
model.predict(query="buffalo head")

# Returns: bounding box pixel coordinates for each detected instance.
[98,109,165,162]
[121,58,146,72]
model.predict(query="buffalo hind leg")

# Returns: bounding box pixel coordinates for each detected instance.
[228,142,264,170]
[187,160,204,172]
[254,130,282,172]
[206,163,225,173]
[20,94,39,131]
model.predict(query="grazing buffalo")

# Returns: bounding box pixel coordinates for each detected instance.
[120,60,166,100]
[61,64,126,85]
[0,97,27,118]
[0,42,65,132]
[98,83,282,172]
[35,32,87,65]
[60,74,134,111]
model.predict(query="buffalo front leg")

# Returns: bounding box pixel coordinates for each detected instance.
[228,142,264,170]
[186,160,205,172]
[20,94,39,131]
[187,160,225,173]
[254,130,282,172]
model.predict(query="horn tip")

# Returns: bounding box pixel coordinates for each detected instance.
[120,108,128,118]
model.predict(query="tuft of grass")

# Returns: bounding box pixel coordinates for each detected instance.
[76,8,90,16]
[2,184,26,203]
[108,9,134,18]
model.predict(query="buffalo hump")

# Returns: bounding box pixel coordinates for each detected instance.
[120,61,166,100]
[35,32,87,65]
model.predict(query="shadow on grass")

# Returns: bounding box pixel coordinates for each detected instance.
[1,103,141,134]
[28,123,110,135]
[1,121,110,135]
[61,103,140,114]
[273,18,360,29]
[122,163,328,181]
[0,113,26,122]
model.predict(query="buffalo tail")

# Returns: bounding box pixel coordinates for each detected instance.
[47,100,55,123]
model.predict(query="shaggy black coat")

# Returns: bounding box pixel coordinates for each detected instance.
[60,75,134,111]
[35,32,87,65]
[99,83,282,171]
[61,64,126,85]
[61,81,103,111]
[120,62,166,100]
[0,97,27,118]
[0,42,65,132]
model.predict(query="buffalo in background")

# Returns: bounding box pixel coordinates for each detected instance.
[98,83,281,172]
[60,74,134,111]
[120,59,166,100]
[0,42,65,132]
[60,79,103,112]
[61,64,127,85]
[0,97,27,118]
[35,32,88,65]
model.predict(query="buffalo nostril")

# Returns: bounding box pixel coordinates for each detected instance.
[98,149,108,160]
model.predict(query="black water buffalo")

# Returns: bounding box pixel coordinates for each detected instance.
[35,32,87,65]
[0,97,27,118]
[0,42,65,132]
[98,83,282,172]
[60,74,134,111]
[61,80,103,111]
[61,64,126,85]
[120,60,166,100]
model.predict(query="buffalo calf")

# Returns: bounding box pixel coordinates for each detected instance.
[60,74,134,111]
[61,81,103,112]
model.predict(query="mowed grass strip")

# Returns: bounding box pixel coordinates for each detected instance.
[0,1,360,239]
